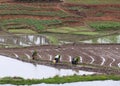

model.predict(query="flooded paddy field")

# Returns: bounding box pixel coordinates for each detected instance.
[0,34,120,74]
[0,55,96,79]
[42,33,120,44]
[1,33,120,48]
[0,44,120,74]
[0,0,119,85]
[81,34,120,43]
[0,34,49,47]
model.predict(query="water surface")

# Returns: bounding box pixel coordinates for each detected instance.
[0,55,95,79]
[81,34,120,43]
[0,34,49,47]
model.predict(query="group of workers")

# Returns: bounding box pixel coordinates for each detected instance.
[53,54,80,65]
[32,50,79,65]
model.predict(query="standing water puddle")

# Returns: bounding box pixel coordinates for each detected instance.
[0,55,95,79]
[80,34,120,43]
[0,34,49,47]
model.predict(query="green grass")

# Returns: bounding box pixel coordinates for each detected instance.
[65,0,120,4]
[46,36,59,45]
[47,26,89,33]
[0,10,68,17]
[0,4,56,11]
[0,4,71,17]
[8,29,36,34]
[0,74,120,85]
[88,21,120,31]
[46,26,99,35]
[0,4,70,17]
[72,32,99,35]
[67,7,84,11]
[0,18,62,31]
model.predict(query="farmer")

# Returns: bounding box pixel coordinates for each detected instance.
[53,54,61,64]
[71,56,80,65]
[32,50,38,60]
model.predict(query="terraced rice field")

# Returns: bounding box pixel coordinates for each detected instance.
[0,44,120,68]
[0,2,119,35]
[0,0,119,76]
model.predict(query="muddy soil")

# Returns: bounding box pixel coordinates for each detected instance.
[0,0,120,75]
[0,44,120,74]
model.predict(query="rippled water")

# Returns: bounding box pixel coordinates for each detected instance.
[81,34,120,43]
[0,34,49,47]
[0,55,95,79]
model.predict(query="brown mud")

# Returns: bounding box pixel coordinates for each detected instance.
[0,44,120,74]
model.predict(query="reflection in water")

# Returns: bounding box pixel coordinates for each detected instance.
[0,35,49,46]
[32,80,120,86]
[0,55,95,79]
[2,80,120,86]
[81,34,120,43]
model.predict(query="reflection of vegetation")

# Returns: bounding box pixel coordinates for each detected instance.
[46,36,59,45]
[0,74,120,85]
[89,21,120,31]
[89,34,120,43]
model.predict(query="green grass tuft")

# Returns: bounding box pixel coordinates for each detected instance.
[0,18,62,31]
[66,0,120,4]
[88,21,120,31]
[0,74,120,85]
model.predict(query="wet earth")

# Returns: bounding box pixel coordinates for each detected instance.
[0,44,120,74]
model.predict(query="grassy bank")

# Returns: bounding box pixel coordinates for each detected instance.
[0,74,120,85]
[46,26,100,35]
[65,0,120,4]
[88,21,120,31]
[0,18,62,31]
[8,29,36,34]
